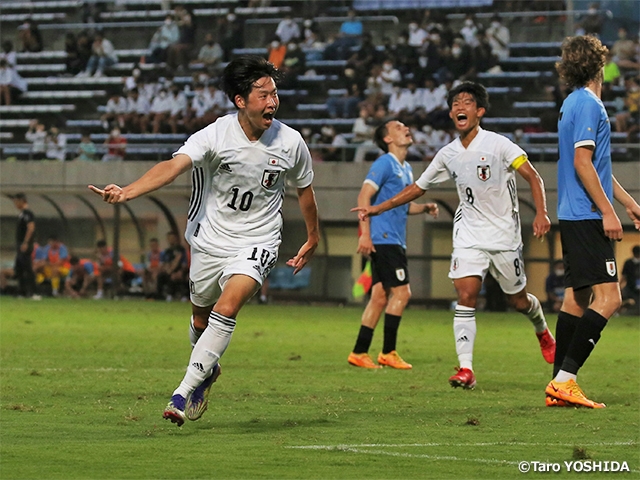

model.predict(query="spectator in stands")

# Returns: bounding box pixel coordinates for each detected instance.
[74,133,97,161]
[275,13,301,45]
[473,30,497,75]
[267,37,287,69]
[377,58,402,98]
[316,124,349,162]
[101,93,128,131]
[615,75,640,139]
[352,106,376,163]
[576,3,606,37]
[25,119,47,160]
[392,80,421,122]
[460,14,480,48]
[75,30,93,74]
[389,32,418,77]
[192,33,224,76]
[408,21,428,50]
[93,239,136,299]
[102,128,126,161]
[279,40,305,89]
[302,17,322,46]
[603,50,621,88]
[387,83,404,117]
[45,127,67,161]
[167,5,196,73]
[156,231,188,302]
[65,256,98,299]
[123,88,150,134]
[443,36,475,81]
[218,12,244,62]
[545,260,565,313]
[325,8,363,60]
[64,33,83,76]
[141,237,162,298]
[80,31,118,78]
[327,79,362,119]
[486,14,510,61]
[185,83,208,132]
[168,85,188,134]
[33,234,70,297]
[414,30,444,84]
[146,14,180,64]
[17,20,43,53]
[147,88,173,134]
[1,41,17,68]
[621,245,640,314]
[346,32,377,83]
[611,27,640,72]
[0,60,13,106]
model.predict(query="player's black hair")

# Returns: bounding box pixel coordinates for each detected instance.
[373,119,396,153]
[69,256,80,265]
[446,81,490,111]
[633,245,640,257]
[96,239,107,248]
[221,55,282,108]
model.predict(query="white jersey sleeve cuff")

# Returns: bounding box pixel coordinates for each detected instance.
[574,139,595,149]
[363,179,380,191]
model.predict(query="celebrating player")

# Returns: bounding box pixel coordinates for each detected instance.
[353,82,555,389]
[545,36,640,409]
[348,119,438,370]
[89,55,319,426]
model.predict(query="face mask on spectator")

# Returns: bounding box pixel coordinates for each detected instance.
[288,43,297,51]
[554,269,564,276]
[304,20,312,28]
[227,13,236,22]
[271,41,280,49]
[465,19,474,27]
[165,19,172,25]
[383,63,392,71]
[321,126,333,137]
[491,21,500,29]
[111,129,121,138]
[409,23,418,31]
[430,33,440,42]
[452,46,462,57]
[588,8,597,15]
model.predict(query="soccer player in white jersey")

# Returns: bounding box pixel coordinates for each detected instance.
[89,56,319,426]
[354,82,555,389]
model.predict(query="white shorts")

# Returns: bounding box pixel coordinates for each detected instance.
[189,244,278,307]
[448,247,527,295]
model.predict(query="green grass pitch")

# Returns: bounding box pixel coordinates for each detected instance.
[1,298,638,479]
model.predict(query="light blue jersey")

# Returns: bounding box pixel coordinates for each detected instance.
[364,153,413,248]
[557,87,612,220]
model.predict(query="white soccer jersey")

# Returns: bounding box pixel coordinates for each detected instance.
[415,128,526,251]
[175,113,314,254]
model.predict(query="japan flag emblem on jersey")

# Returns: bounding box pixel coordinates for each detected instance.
[606,260,616,277]
[477,165,491,181]
[268,158,279,166]
[262,169,281,189]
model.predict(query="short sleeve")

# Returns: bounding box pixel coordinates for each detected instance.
[415,150,451,190]
[286,135,314,188]
[174,125,216,166]
[497,135,527,170]
[364,156,392,191]
[23,210,35,224]
[572,99,601,149]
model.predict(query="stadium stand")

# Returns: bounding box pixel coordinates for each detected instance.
[0,1,637,163]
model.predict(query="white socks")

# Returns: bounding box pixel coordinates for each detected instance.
[189,315,204,348]
[554,370,577,383]
[454,305,476,371]
[173,311,236,398]
[525,293,548,333]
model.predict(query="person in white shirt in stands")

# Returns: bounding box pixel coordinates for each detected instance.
[354,82,556,390]
[89,55,319,427]
[275,14,301,45]
[168,85,188,134]
[124,87,150,134]
[25,119,47,160]
[79,31,118,78]
[460,14,480,48]
[101,93,128,131]
[486,14,510,62]
[147,88,174,134]
[45,127,67,161]
[408,21,428,49]
[377,59,402,98]
[185,83,209,132]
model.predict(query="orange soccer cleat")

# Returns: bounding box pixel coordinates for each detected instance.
[377,351,412,370]
[545,379,606,409]
[348,352,381,369]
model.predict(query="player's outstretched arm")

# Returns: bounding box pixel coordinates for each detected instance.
[287,185,319,274]
[613,176,640,231]
[351,183,426,221]
[408,201,439,218]
[88,154,193,203]
[516,160,550,238]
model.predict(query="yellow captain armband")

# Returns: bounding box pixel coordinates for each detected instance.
[511,154,528,170]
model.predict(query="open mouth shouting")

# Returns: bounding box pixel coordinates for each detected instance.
[263,111,275,126]
[455,112,469,129]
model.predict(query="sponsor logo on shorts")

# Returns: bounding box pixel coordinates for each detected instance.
[605,260,616,277]
[396,268,405,281]
[452,258,459,271]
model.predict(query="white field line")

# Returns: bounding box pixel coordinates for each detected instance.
[286,443,640,472]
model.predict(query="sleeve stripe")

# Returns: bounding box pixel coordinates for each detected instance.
[510,154,528,170]
[574,140,596,148]
[363,179,380,191]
